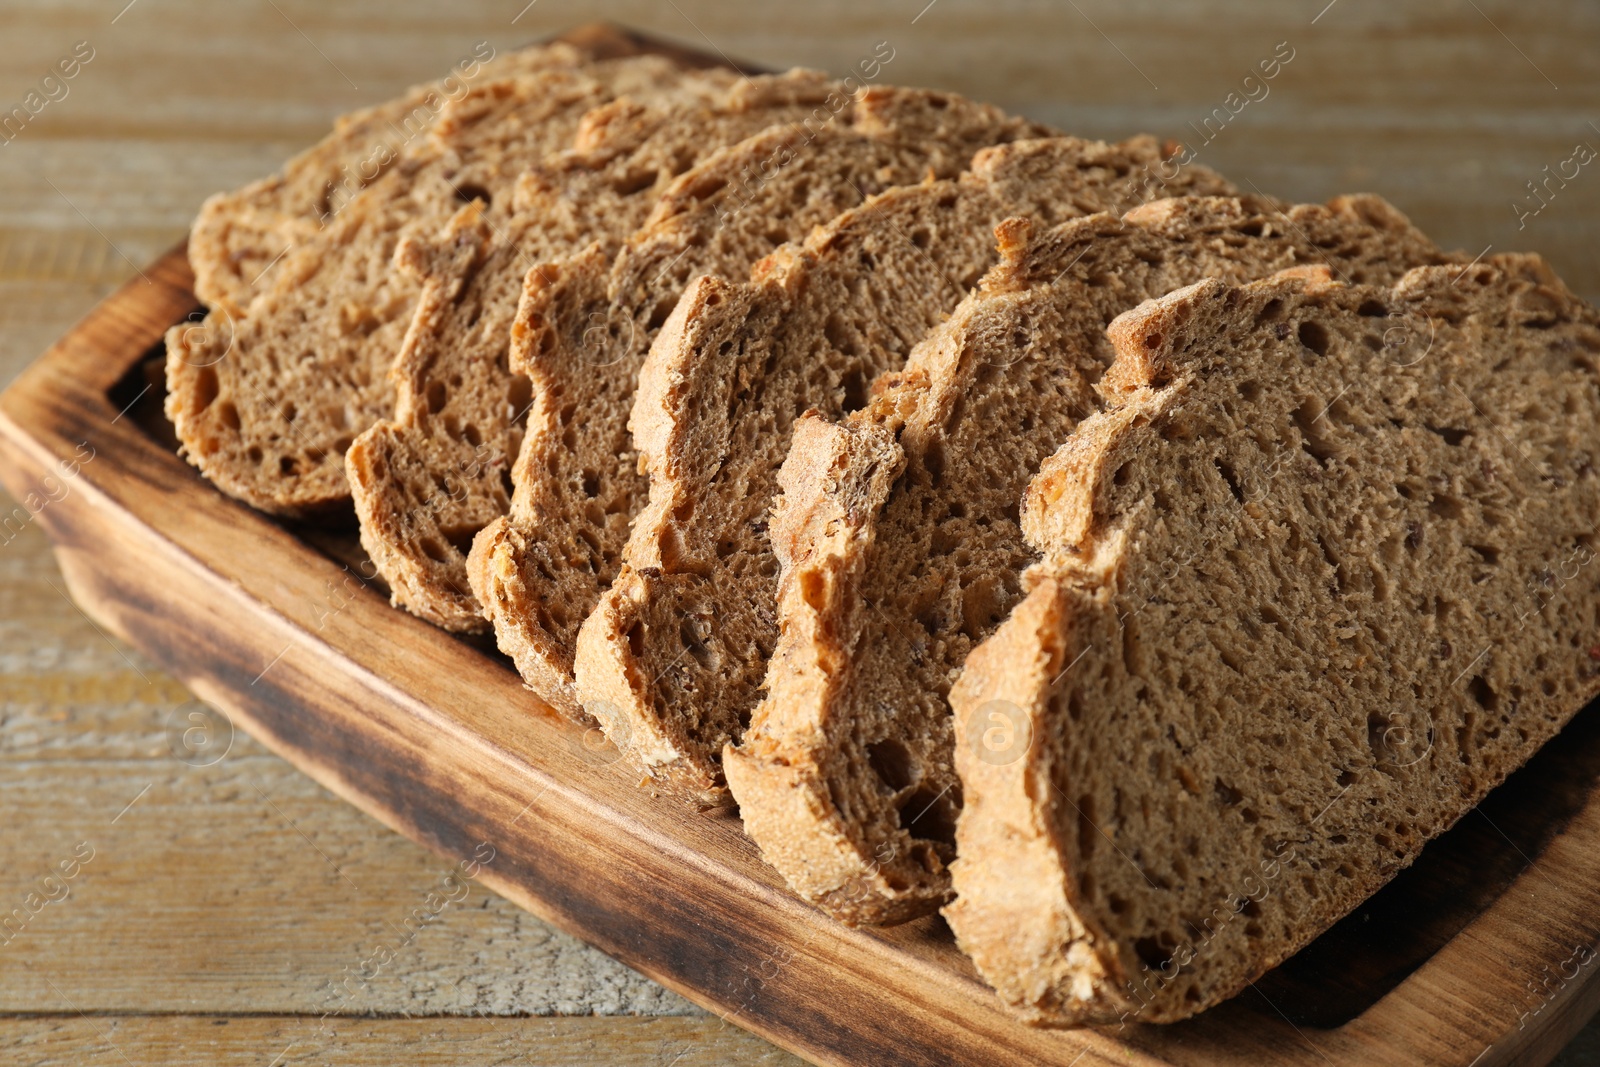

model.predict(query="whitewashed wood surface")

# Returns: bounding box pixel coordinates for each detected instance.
[2,1,1598,1063]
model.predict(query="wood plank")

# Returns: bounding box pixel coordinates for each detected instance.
[1,521,215,759]
[0,757,695,1017]
[1,519,701,1019]
[0,1015,803,1066]
[2,5,1600,1065]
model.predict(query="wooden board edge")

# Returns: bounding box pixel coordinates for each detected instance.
[0,428,1142,1067]
[0,250,1142,1067]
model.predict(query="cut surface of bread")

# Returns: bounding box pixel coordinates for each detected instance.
[187,42,582,313]
[574,136,1239,802]
[345,70,879,632]
[730,195,1458,924]
[945,261,1600,1023]
[463,92,1055,691]
[165,57,750,518]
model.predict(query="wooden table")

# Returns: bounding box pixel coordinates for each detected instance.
[2,2,1598,1063]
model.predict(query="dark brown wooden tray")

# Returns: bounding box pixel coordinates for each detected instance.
[4,23,1600,1067]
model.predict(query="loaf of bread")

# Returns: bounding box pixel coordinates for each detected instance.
[946,260,1600,1023]
[167,40,1600,1028]
[465,89,1054,705]
[575,137,1238,802]
[344,70,877,631]
[167,56,732,517]
[728,195,1457,924]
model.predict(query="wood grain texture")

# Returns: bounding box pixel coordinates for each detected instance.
[0,1016,800,1066]
[2,3,1600,1065]
[0,755,697,1016]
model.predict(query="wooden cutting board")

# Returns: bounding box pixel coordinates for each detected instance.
[4,23,1600,1067]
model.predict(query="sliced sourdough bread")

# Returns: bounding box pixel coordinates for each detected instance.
[726,195,1458,924]
[573,137,1239,802]
[346,73,918,633]
[462,92,1055,692]
[945,260,1600,1023]
[187,42,580,313]
[165,57,741,518]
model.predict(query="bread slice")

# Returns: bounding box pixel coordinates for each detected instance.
[346,73,927,633]
[946,259,1600,1023]
[186,42,583,313]
[165,58,744,518]
[573,137,1239,801]
[460,92,1055,688]
[725,195,1458,924]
